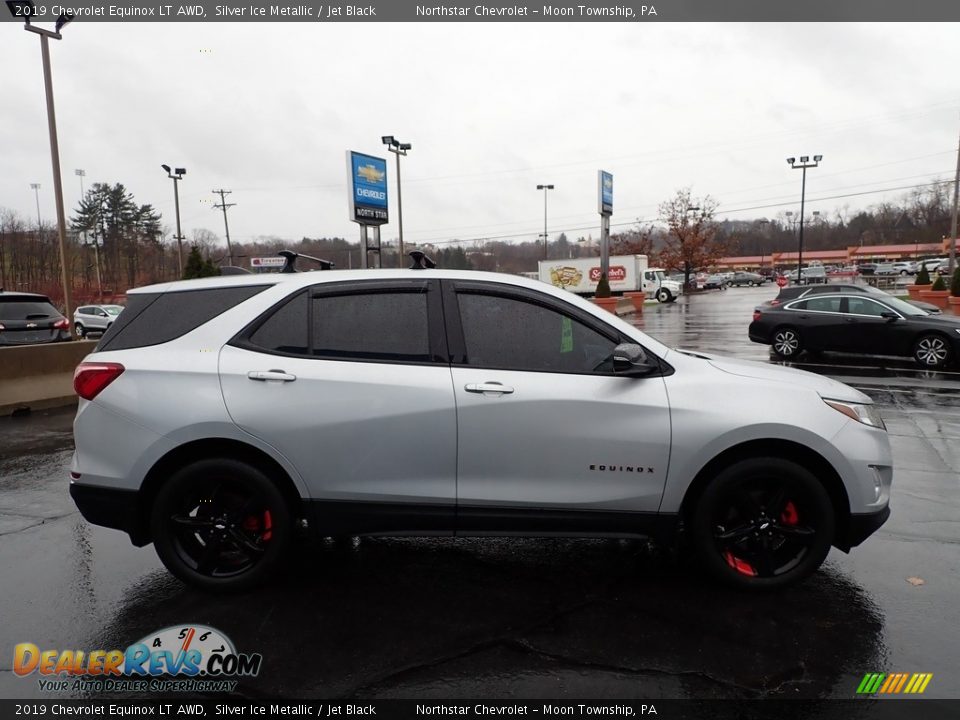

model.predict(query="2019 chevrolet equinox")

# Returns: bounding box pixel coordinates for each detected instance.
[69,266,891,591]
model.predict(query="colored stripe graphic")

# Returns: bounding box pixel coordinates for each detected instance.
[857,672,932,694]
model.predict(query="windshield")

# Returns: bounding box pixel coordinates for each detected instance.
[653,271,665,281]
[104,306,123,315]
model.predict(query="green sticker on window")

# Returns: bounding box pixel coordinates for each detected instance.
[560,317,573,353]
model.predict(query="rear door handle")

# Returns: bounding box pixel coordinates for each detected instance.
[247,370,297,382]
[465,382,514,395]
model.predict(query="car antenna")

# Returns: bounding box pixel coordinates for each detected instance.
[408,250,436,270]
[278,250,335,273]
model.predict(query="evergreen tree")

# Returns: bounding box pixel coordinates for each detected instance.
[183,245,220,279]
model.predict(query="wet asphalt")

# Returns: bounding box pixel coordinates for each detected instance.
[0,284,958,701]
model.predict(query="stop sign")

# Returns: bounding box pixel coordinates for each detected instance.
[776,275,788,287]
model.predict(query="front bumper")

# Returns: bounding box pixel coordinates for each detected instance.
[836,506,891,552]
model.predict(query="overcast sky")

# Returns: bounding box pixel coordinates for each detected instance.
[2,22,958,252]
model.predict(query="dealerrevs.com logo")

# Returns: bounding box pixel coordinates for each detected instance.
[14,625,262,693]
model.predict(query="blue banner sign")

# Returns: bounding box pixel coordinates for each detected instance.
[599,170,613,216]
[347,151,388,225]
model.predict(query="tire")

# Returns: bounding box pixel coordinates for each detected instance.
[74,323,86,338]
[656,288,671,303]
[150,458,292,592]
[771,326,802,358]
[690,457,835,589]
[913,334,951,369]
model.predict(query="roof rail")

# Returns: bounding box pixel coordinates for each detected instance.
[408,251,436,270]
[278,250,335,273]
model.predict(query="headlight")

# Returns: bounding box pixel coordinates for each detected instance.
[824,399,886,430]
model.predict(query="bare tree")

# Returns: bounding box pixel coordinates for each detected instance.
[655,188,729,288]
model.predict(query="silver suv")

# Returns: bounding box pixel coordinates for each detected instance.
[70,266,892,591]
[73,304,123,337]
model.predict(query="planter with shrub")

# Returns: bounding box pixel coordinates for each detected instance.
[592,273,619,313]
[919,275,951,310]
[908,265,932,299]
[949,265,960,313]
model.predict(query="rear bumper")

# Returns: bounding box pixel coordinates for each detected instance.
[70,482,146,545]
[836,506,890,552]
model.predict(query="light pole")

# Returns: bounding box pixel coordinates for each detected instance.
[787,155,822,284]
[76,168,102,298]
[30,183,42,229]
[162,165,186,275]
[758,219,769,271]
[536,184,554,260]
[22,9,76,333]
[382,136,411,267]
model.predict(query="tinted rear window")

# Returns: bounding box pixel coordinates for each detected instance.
[98,285,268,351]
[0,299,60,321]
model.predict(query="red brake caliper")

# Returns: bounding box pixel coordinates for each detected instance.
[242,511,273,542]
[262,510,273,542]
[781,501,799,525]
[723,551,757,576]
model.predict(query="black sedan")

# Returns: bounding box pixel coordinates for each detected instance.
[764,283,941,315]
[749,292,960,368]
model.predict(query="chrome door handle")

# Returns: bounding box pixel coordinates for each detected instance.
[247,370,297,382]
[465,382,514,395]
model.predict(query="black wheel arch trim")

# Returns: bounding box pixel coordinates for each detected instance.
[678,438,852,550]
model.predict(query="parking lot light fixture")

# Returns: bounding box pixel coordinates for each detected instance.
[787,155,822,284]
[30,183,41,229]
[22,10,76,334]
[162,165,187,275]
[382,135,411,267]
[536,184,555,259]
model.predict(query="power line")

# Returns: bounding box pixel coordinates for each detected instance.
[409,178,955,247]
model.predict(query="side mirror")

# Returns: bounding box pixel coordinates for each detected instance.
[612,343,657,376]
[880,311,898,321]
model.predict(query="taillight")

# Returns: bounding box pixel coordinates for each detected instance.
[53,318,69,330]
[73,362,124,400]
[769,299,781,306]
[753,310,761,322]
[0,323,5,331]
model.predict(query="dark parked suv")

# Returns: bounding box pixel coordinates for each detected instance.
[0,291,71,346]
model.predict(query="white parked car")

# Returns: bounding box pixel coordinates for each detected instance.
[73,304,124,337]
[70,262,892,591]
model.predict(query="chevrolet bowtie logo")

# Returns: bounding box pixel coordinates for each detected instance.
[357,164,384,183]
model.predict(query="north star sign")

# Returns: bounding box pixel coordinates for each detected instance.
[347,151,389,225]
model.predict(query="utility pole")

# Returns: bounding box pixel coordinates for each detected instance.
[212,189,235,265]
[949,122,959,275]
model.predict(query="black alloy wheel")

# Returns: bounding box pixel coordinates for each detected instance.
[913,334,950,369]
[771,327,802,358]
[151,458,291,591]
[692,458,834,589]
